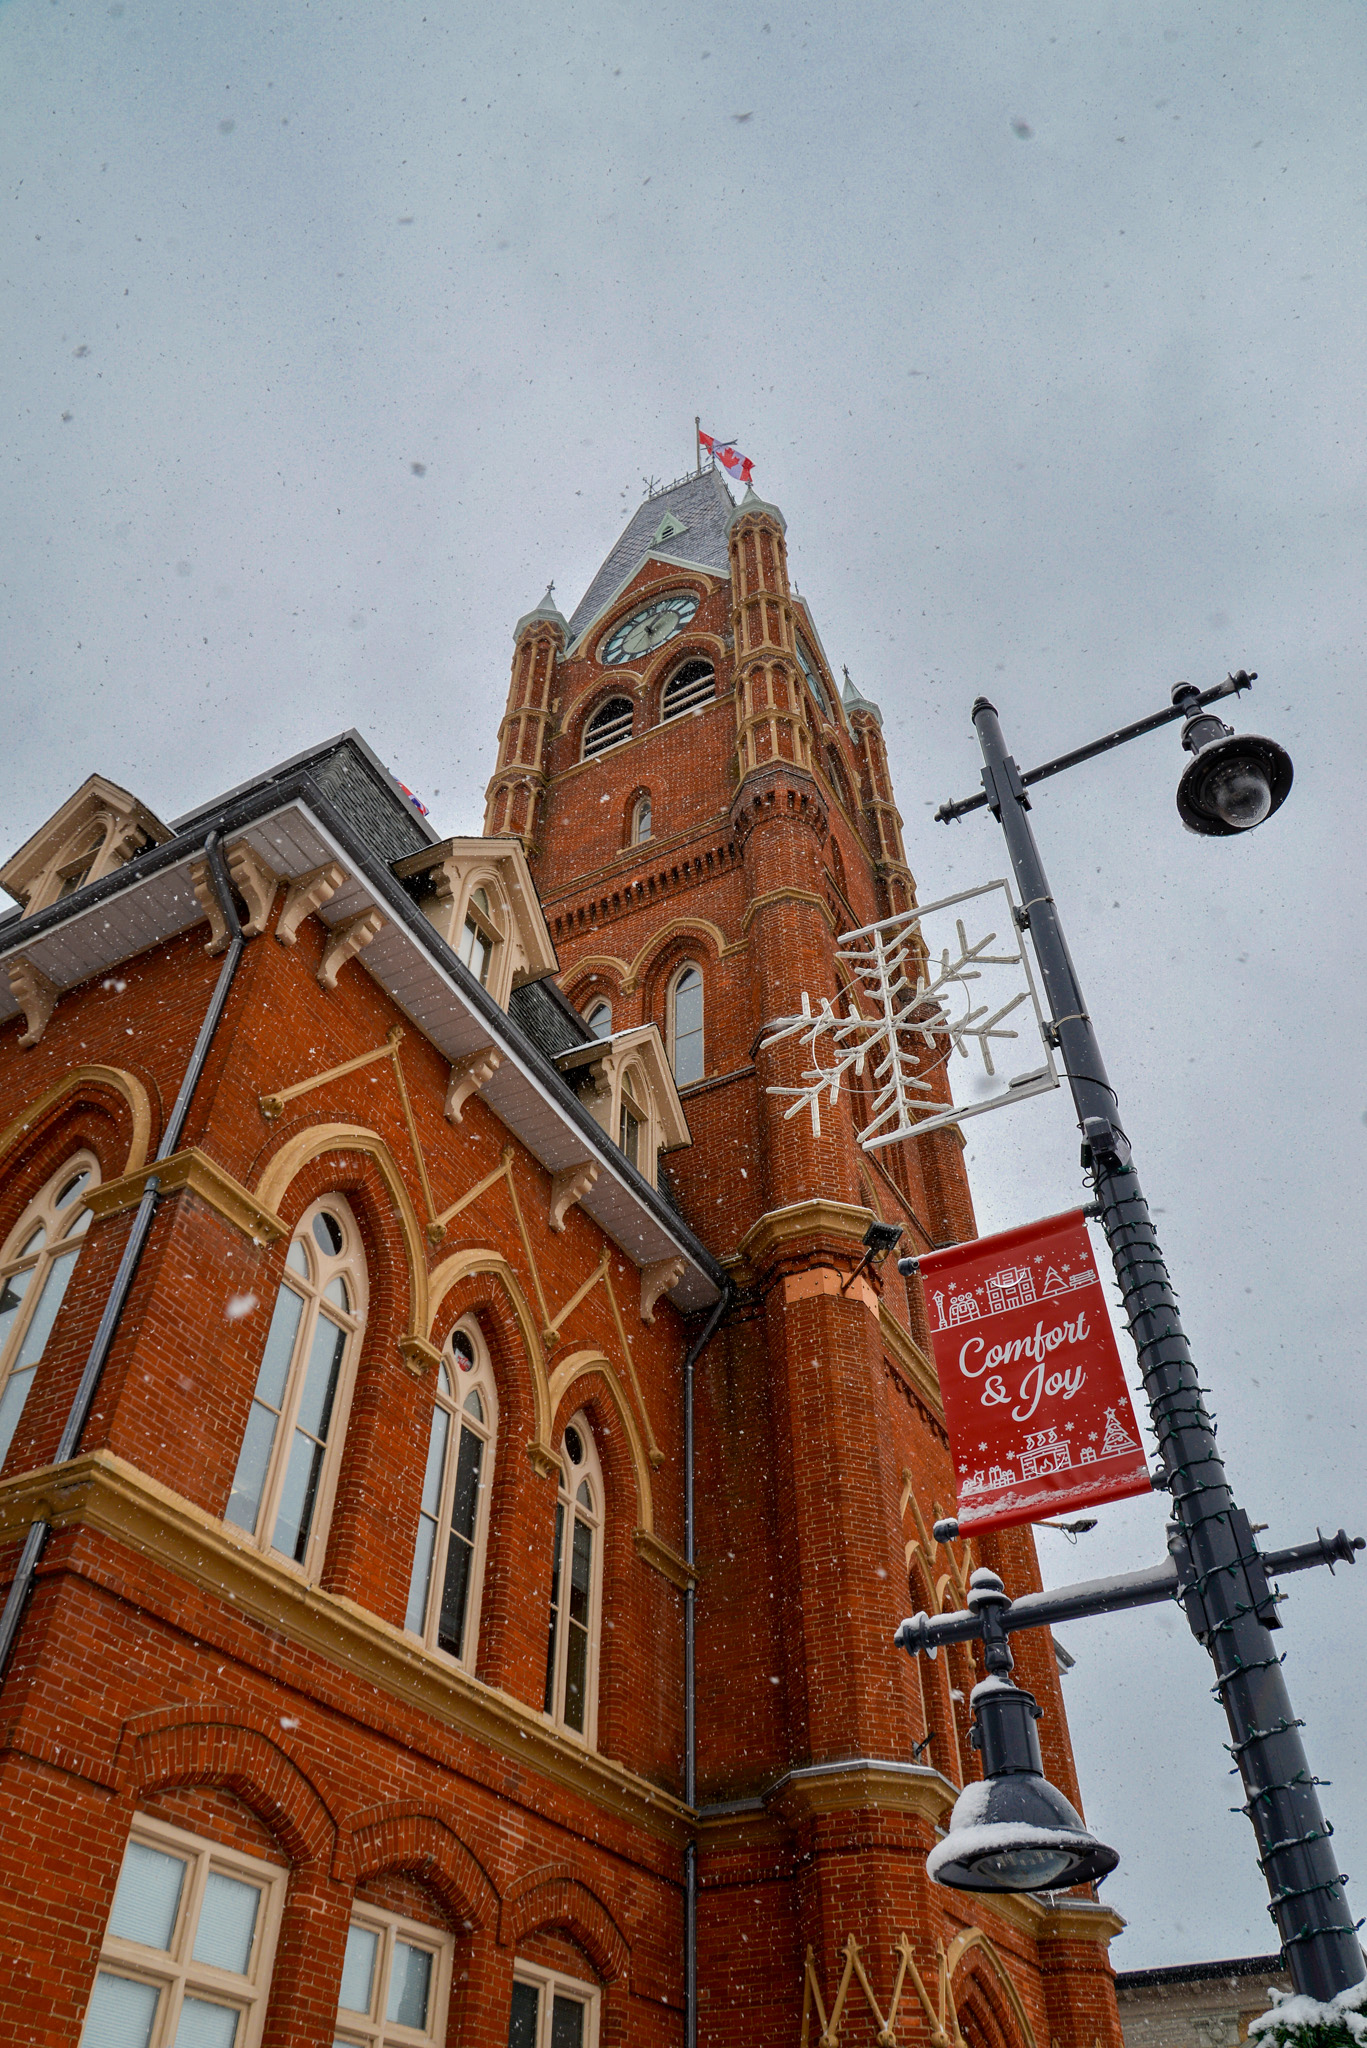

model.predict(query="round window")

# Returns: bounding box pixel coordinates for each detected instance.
[312,1211,344,1256]
[564,1424,584,1466]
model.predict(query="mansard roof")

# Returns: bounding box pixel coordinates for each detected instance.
[565,467,736,650]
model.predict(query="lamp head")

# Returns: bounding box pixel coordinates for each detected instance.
[1173,684,1293,836]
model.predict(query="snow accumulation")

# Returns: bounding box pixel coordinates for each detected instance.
[1248,1980,1367,2048]
[927,1821,1090,1883]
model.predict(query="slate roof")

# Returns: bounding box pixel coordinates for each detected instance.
[566,467,737,649]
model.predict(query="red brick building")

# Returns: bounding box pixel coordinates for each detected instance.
[0,466,1125,2048]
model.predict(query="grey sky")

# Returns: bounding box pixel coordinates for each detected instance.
[5,0,1364,1970]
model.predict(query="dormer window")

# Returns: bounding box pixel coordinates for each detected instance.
[662,661,715,721]
[552,1024,691,1189]
[0,774,170,921]
[582,696,635,759]
[459,886,498,987]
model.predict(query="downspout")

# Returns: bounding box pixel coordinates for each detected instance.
[0,832,246,1678]
[684,1279,732,2048]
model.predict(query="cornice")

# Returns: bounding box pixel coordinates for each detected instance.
[734,1199,875,1274]
[766,1758,957,1826]
[0,1453,692,1846]
[86,1147,287,1246]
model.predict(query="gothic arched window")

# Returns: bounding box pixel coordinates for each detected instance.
[669,962,704,1087]
[405,1319,497,1667]
[0,1152,99,1470]
[544,1416,603,1742]
[226,1196,366,1578]
[581,696,634,760]
[583,999,613,1040]
[661,659,715,721]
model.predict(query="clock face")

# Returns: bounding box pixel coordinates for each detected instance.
[600,592,700,666]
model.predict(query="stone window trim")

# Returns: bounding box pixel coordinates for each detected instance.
[543,1414,604,1747]
[223,1193,368,1584]
[551,1024,691,1187]
[393,836,558,1009]
[509,1956,602,2048]
[0,1149,99,1475]
[404,1316,498,1672]
[81,1811,287,2048]
[334,1900,454,2048]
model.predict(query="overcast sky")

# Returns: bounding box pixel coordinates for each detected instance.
[5,0,1365,1973]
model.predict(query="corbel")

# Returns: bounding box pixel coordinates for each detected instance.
[190,859,232,956]
[275,860,346,948]
[8,957,60,1049]
[549,1160,599,1235]
[317,909,385,991]
[526,1439,560,1481]
[396,1334,441,1378]
[640,1256,686,1327]
[226,841,279,939]
[444,1045,504,1125]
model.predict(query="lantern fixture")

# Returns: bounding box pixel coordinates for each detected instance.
[1173,681,1293,836]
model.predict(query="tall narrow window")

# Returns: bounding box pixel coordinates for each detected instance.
[583,1000,613,1041]
[226,1197,365,1578]
[507,1961,600,2048]
[405,1320,497,1666]
[618,1089,642,1171]
[458,886,498,987]
[669,963,704,1087]
[80,1814,285,2048]
[0,1152,99,1471]
[581,696,634,759]
[335,1903,453,2048]
[543,1418,603,1742]
[631,794,652,844]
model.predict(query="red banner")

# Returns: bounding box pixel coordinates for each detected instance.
[920,1209,1151,1533]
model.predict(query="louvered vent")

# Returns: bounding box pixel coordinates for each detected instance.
[662,661,715,720]
[582,697,635,758]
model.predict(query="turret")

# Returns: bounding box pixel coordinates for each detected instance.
[481,583,568,851]
[843,666,915,917]
[726,489,814,780]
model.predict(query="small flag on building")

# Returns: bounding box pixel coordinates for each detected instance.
[398,782,430,818]
[698,427,755,484]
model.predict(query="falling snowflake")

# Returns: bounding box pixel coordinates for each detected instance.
[761,880,1058,1149]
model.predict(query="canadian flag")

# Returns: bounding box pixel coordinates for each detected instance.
[698,429,754,484]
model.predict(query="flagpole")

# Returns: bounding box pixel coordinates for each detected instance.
[695,416,701,476]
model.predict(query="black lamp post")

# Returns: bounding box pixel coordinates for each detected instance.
[902,674,1365,2000]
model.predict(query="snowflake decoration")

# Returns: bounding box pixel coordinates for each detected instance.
[761,880,1058,1150]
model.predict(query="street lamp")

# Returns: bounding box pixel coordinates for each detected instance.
[905,673,1366,2001]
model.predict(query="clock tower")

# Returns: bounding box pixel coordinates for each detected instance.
[484,463,1126,2047]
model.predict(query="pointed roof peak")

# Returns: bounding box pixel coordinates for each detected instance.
[515,580,569,641]
[726,482,786,534]
[565,467,737,648]
[841,664,883,726]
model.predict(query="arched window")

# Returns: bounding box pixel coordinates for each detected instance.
[0,1152,99,1470]
[796,637,834,721]
[631,793,652,844]
[826,744,856,816]
[226,1196,366,1577]
[544,1416,603,1741]
[618,1068,646,1170]
[458,884,499,988]
[669,963,704,1087]
[581,696,634,760]
[583,999,613,1040]
[405,1319,497,1667]
[661,659,715,721]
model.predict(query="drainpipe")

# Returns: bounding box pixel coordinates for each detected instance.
[0,833,246,1678]
[683,1279,732,2048]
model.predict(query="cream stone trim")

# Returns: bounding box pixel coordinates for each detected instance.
[547,1348,656,1534]
[735,1199,874,1273]
[558,952,632,990]
[86,1148,288,1246]
[549,1162,599,1235]
[226,841,280,939]
[632,1528,692,1590]
[318,908,386,990]
[945,1927,1040,2048]
[444,1045,504,1125]
[0,1064,153,1176]
[0,1452,692,1846]
[766,1759,957,1827]
[396,1334,441,1378]
[621,915,740,992]
[8,957,59,1048]
[254,1124,429,1339]
[879,1304,944,1420]
[640,1257,685,1326]
[739,887,836,936]
[276,860,346,948]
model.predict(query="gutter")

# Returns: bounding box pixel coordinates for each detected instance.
[0,834,247,1679]
[682,1280,732,2048]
